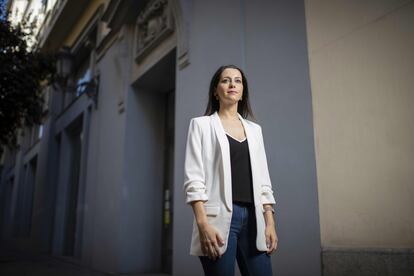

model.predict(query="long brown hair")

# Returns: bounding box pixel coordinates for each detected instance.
[204,65,255,120]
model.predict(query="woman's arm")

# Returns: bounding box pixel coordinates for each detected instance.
[184,119,208,203]
[257,126,276,205]
[263,203,278,254]
[183,119,224,259]
[258,126,278,254]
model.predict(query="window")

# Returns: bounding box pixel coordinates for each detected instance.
[38,124,43,139]
[70,27,97,99]
[73,55,92,97]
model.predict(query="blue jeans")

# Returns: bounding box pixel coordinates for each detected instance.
[199,202,273,276]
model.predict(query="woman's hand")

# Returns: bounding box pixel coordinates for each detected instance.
[263,204,278,255]
[265,224,278,255]
[190,201,224,260]
[198,222,225,260]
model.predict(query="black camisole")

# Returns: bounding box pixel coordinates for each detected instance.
[226,133,254,204]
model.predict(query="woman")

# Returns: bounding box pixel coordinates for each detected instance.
[184,65,278,275]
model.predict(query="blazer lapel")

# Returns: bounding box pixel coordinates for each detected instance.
[211,111,233,211]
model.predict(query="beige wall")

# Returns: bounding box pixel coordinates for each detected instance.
[305,0,414,248]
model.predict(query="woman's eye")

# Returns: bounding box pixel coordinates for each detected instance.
[221,79,241,84]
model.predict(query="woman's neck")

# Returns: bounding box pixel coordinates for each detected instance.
[218,105,239,121]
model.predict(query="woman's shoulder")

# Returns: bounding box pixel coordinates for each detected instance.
[243,117,262,131]
[190,115,210,123]
[188,115,211,129]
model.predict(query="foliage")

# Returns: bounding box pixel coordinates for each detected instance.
[0,0,55,148]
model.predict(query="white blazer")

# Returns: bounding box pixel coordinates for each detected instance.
[183,111,276,256]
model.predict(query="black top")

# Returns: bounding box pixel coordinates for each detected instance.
[226,133,254,204]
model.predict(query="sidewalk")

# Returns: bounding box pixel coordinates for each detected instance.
[0,249,108,276]
[0,249,170,276]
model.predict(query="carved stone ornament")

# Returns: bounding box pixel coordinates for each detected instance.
[135,0,174,62]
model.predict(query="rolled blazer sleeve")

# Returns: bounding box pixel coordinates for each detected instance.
[183,119,208,204]
[258,126,276,205]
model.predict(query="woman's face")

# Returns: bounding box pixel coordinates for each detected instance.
[215,68,243,105]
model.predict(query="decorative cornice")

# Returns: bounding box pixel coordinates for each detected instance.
[134,0,174,63]
[38,0,90,52]
[102,0,191,69]
[102,0,147,31]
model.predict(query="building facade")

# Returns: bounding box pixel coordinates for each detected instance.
[1,0,413,275]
